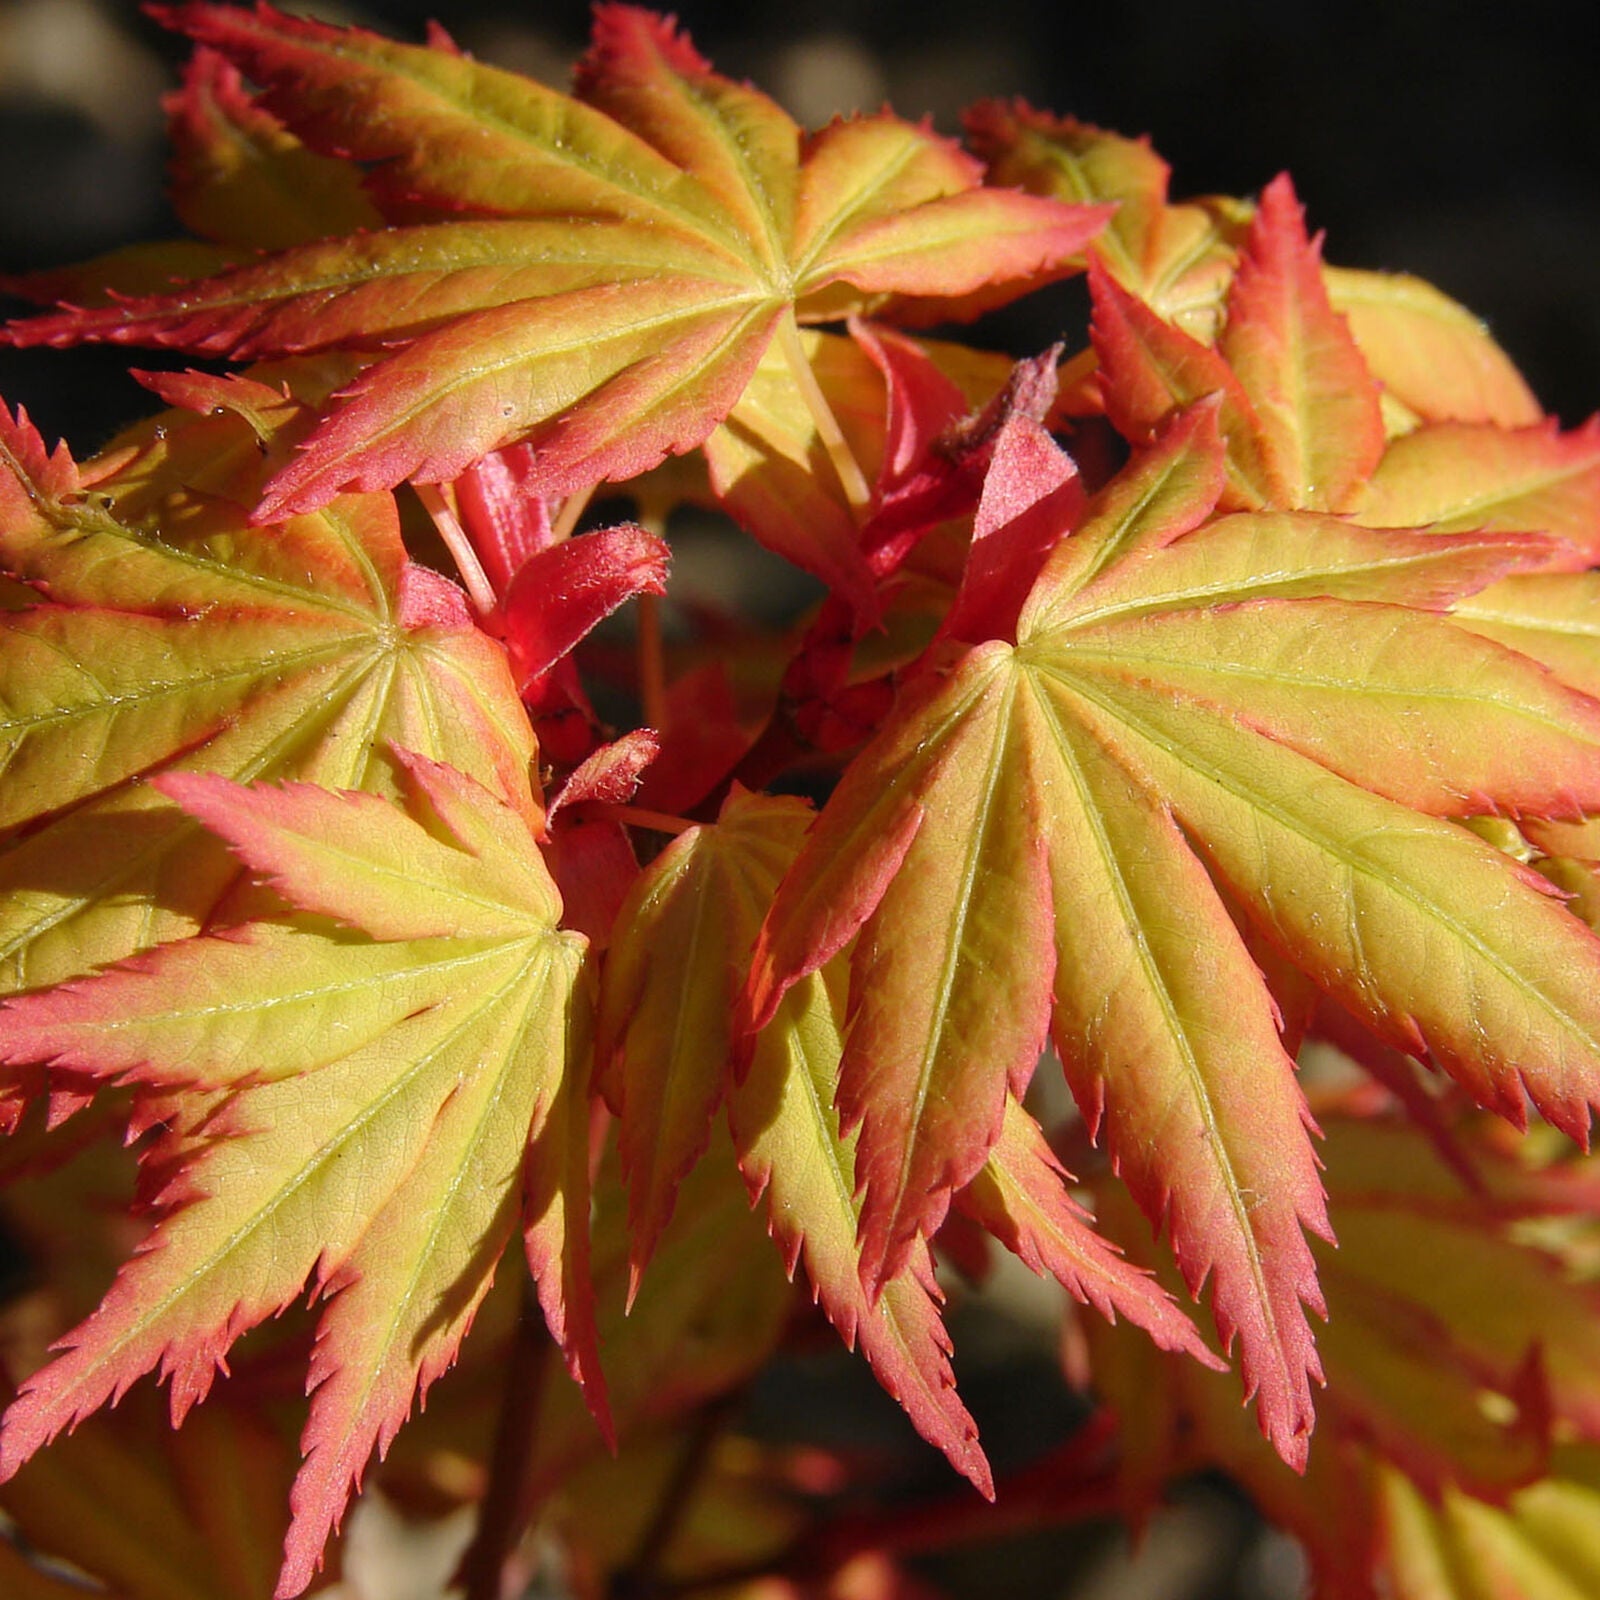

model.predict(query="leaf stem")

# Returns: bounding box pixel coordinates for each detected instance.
[552,482,598,542]
[634,506,669,732]
[416,482,498,616]
[609,1394,737,1599]
[458,1279,552,1600]
[776,310,873,513]
[637,593,667,733]
[597,803,697,836]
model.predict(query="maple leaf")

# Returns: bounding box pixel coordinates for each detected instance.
[745,401,1600,1469]
[1073,166,1600,563]
[165,46,382,253]
[1320,265,1543,432]
[1354,416,1600,564]
[1084,1114,1600,1599]
[588,786,979,1489]
[0,392,533,1004]
[2,4,1107,519]
[1089,172,1386,513]
[955,1095,1224,1369]
[965,106,1542,437]
[964,103,1246,341]
[1379,1447,1600,1600]
[0,754,594,1598]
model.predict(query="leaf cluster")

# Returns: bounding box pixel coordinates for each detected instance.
[2,9,1600,1598]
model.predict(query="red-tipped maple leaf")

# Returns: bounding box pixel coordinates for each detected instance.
[966,106,1542,434]
[2,4,1106,520]
[0,394,532,1006]
[746,404,1600,1469]
[1089,173,1385,513]
[0,755,595,1598]
[965,102,1245,341]
[597,788,1201,1493]
[164,45,382,253]
[1084,1114,1600,1600]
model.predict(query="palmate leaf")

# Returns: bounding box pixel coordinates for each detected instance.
[964,102,1245,342]
[1075,169,1600,563]
[0,755,593,1598]
[746,408,1600,1468]
[730,962,993,1497]
[3,4,1106,518]
[1381,1448,1600,1600]
[964,106,1542,436]
[1076,164,1600,578]
[1085,1116,1600,1600]
[0,393,532,1004]
[592,788,992,1487]
[1089,172,1386,514]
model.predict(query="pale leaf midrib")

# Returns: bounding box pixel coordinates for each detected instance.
[879,671,1015,1251]
[1022,671,1281,1346]
[1047,662,1600,1062]
[1040,551,1506,631]
[1055,635,1598,747]
[791,134,925,287]
[71,939,546,1387]
[0,634,362,743]
[61,937,519,1072]
[332,287,767,447]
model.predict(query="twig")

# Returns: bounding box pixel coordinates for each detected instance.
[458,1281,553,1600]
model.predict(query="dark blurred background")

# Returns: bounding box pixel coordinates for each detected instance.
[1,0,1596,454]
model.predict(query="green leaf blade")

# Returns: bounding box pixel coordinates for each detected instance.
[1218,175,1384,513]
[730,967,992,1496]
[0,764,589,1599]
[1018,669,1329,1466]
[1075,674,1600,1139]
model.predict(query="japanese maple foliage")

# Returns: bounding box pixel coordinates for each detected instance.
[3,8,1600,1600]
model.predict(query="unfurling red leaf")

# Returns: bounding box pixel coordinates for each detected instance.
[0,756,592,1598]
[498,522,670,695]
